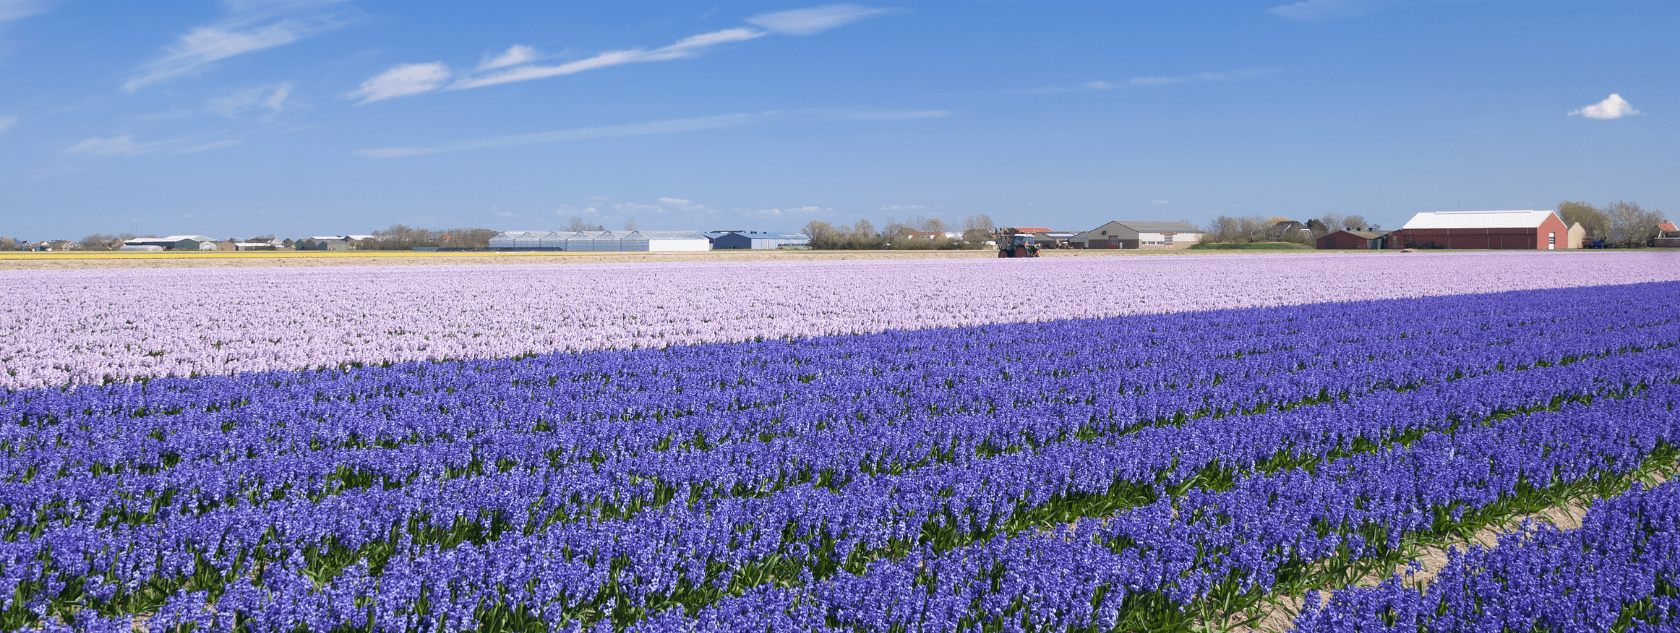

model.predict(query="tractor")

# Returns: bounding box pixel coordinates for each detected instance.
[997,233,1040,258]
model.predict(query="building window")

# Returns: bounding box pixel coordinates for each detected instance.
[1164,235,1174,245]
[1549,232,1556,249]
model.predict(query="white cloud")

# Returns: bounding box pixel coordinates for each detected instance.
[65,135,143,156]
[881,204,924,210]
[745,4,895,35]
[1569,94,1640,120]
[355,113,753,158]
[495,211,519,218]
[0,0,46,21]
[743,205,833,218]
[1149,200,1171,205]
[377,5,895,98]
[658,197,709,212]
[206,82,292,118]
[615,202,669,214]
[1267,0,1394,21]
[479,44,540,70]
[0,115,15,133]
[971,69,1275,97]
[1128,68,1276,86]
[125,2,353,92]
[844,110,947,120]
[349,62,451,104]
[449,28,764,91]
[64,134,243,156]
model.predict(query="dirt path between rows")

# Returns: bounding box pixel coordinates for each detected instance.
[1241,469,1674,632]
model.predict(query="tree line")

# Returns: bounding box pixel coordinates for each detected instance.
[801,214,996,250]
[1203,201,1668,247]
[1557,200,1667,246]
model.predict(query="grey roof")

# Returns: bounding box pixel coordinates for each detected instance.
[1336,230,1389,239]
[1112,221,1204,233]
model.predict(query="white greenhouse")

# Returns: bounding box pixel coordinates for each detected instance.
[487,230,711,252]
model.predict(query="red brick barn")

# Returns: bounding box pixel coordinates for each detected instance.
[1316,230,1389,250]
[1386,210,1572,250]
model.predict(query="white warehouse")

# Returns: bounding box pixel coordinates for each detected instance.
[488,231,712,252]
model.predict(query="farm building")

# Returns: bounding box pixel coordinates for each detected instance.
[1317,230,1390,250]
[1656,222,1680,248]
[1267,221,1313,241]
[488,231,712,252]
[1070,221,1204,249]
[1031,231,1077,249]
[708,231,810,249]
[121,235,217,251]
[1568,222,1586,249]
[1386,210,1570,250]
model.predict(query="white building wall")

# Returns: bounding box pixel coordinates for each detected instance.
[647,239,712,252]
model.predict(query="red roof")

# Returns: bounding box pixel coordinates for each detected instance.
[1660,222,1678,232]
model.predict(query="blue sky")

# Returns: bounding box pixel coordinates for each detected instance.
[1,0,1673,240]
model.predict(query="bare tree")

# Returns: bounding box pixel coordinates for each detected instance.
[1342,215,1368,231]
[960,214,994,244]
[624,217,639,232]
[1558,201,1610,240]
[1318,213,1345,234]
[565,216,605,232]
[1605,200,1667,246]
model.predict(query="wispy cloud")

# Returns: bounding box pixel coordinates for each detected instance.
[658,197,710,212]
[0,115,15,133]
[125,1,355,92]
[0,0,46,26]
[1124,68,1278,86]
[350,62,451,104]
[478,44,541,71]
[843,109,947,120]
[64,134,243,156]
[881,204,924,211]
[1267,0,1397,21]
[449,28,764,91]
[615,201,670,215]
[206,82,292,119]
[1148,199,1171,205]
[1569,93,1640,120]
[360,4,895,101]
[964,68,1276,96]
[355,113,754,158]
[744,3,897,35]
[743,205,833,218]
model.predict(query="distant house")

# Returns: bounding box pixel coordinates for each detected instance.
[1567,222,1587,250]
[1386,210,1571,250]
[1071,221,1205,250]
[27,239,78,252]
[1317,230,1389,250]
[122,235,217,251]
[1266,220,1313,241]
[1655,222,1680,248]
[299,236,354,251]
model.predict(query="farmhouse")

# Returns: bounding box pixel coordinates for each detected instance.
[488,230,712,252]
[1656,222,1680,248]
[1317,230,1389,250]
[708,231,811,249]
[1071,221,1204,249]
[1386,210,1571,250]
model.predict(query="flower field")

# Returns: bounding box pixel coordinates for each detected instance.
[2,254,1679,632]
[5,252,1680,390]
